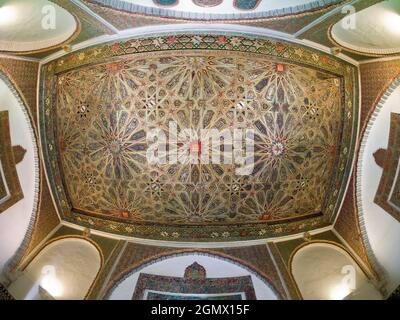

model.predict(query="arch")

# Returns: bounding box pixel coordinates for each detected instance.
[105,249,283,300]
[8,236,102,300]
[289,241,381,300]
[90,0,343,20]
[0,68,40,276]
[0,1,80,55]
[328,1,400,57]
[356,75,400,292]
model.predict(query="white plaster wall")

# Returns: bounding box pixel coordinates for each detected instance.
[109,253,278,300]
[360,84,400,294]
[0,78,38,282]
[291,243,381,300]
[8,238,101,300]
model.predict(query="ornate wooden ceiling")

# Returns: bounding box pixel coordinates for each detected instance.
[40,34,359,241]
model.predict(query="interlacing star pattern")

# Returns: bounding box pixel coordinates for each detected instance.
[55,52,341,225]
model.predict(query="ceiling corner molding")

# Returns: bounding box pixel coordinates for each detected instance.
[70,0,120,34]
[39,24,360,67]
[294,0,359,38]
[300,38,359,66]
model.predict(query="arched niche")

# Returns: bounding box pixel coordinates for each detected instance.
[0,0,79,54]
[330,1,400,56]
[107,252,280,300]
[0,70,39,281]
[357,76,400,293]
[8,237,102,300]
[290,242,381,300]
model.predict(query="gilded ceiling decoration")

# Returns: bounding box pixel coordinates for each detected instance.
[0,111,24,213]
[40,34,358,241]
[0,283,14,300]
[374,113,400,222]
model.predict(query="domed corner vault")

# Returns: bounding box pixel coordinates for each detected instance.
[39,34,359,241]
[0,0,79,54]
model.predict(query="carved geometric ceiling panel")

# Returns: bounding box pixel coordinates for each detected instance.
[57,52,341,223]
[40,34,358,241]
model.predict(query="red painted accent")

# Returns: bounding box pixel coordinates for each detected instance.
[167,36,177,45]
[259,213,271,220]
[59,139,66,153]
[111,43,121,51]
[189,140,202,155]
[275,64,286,72]
[107,63,122,73]
[276,44,285,52]
[216,36,227,45]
